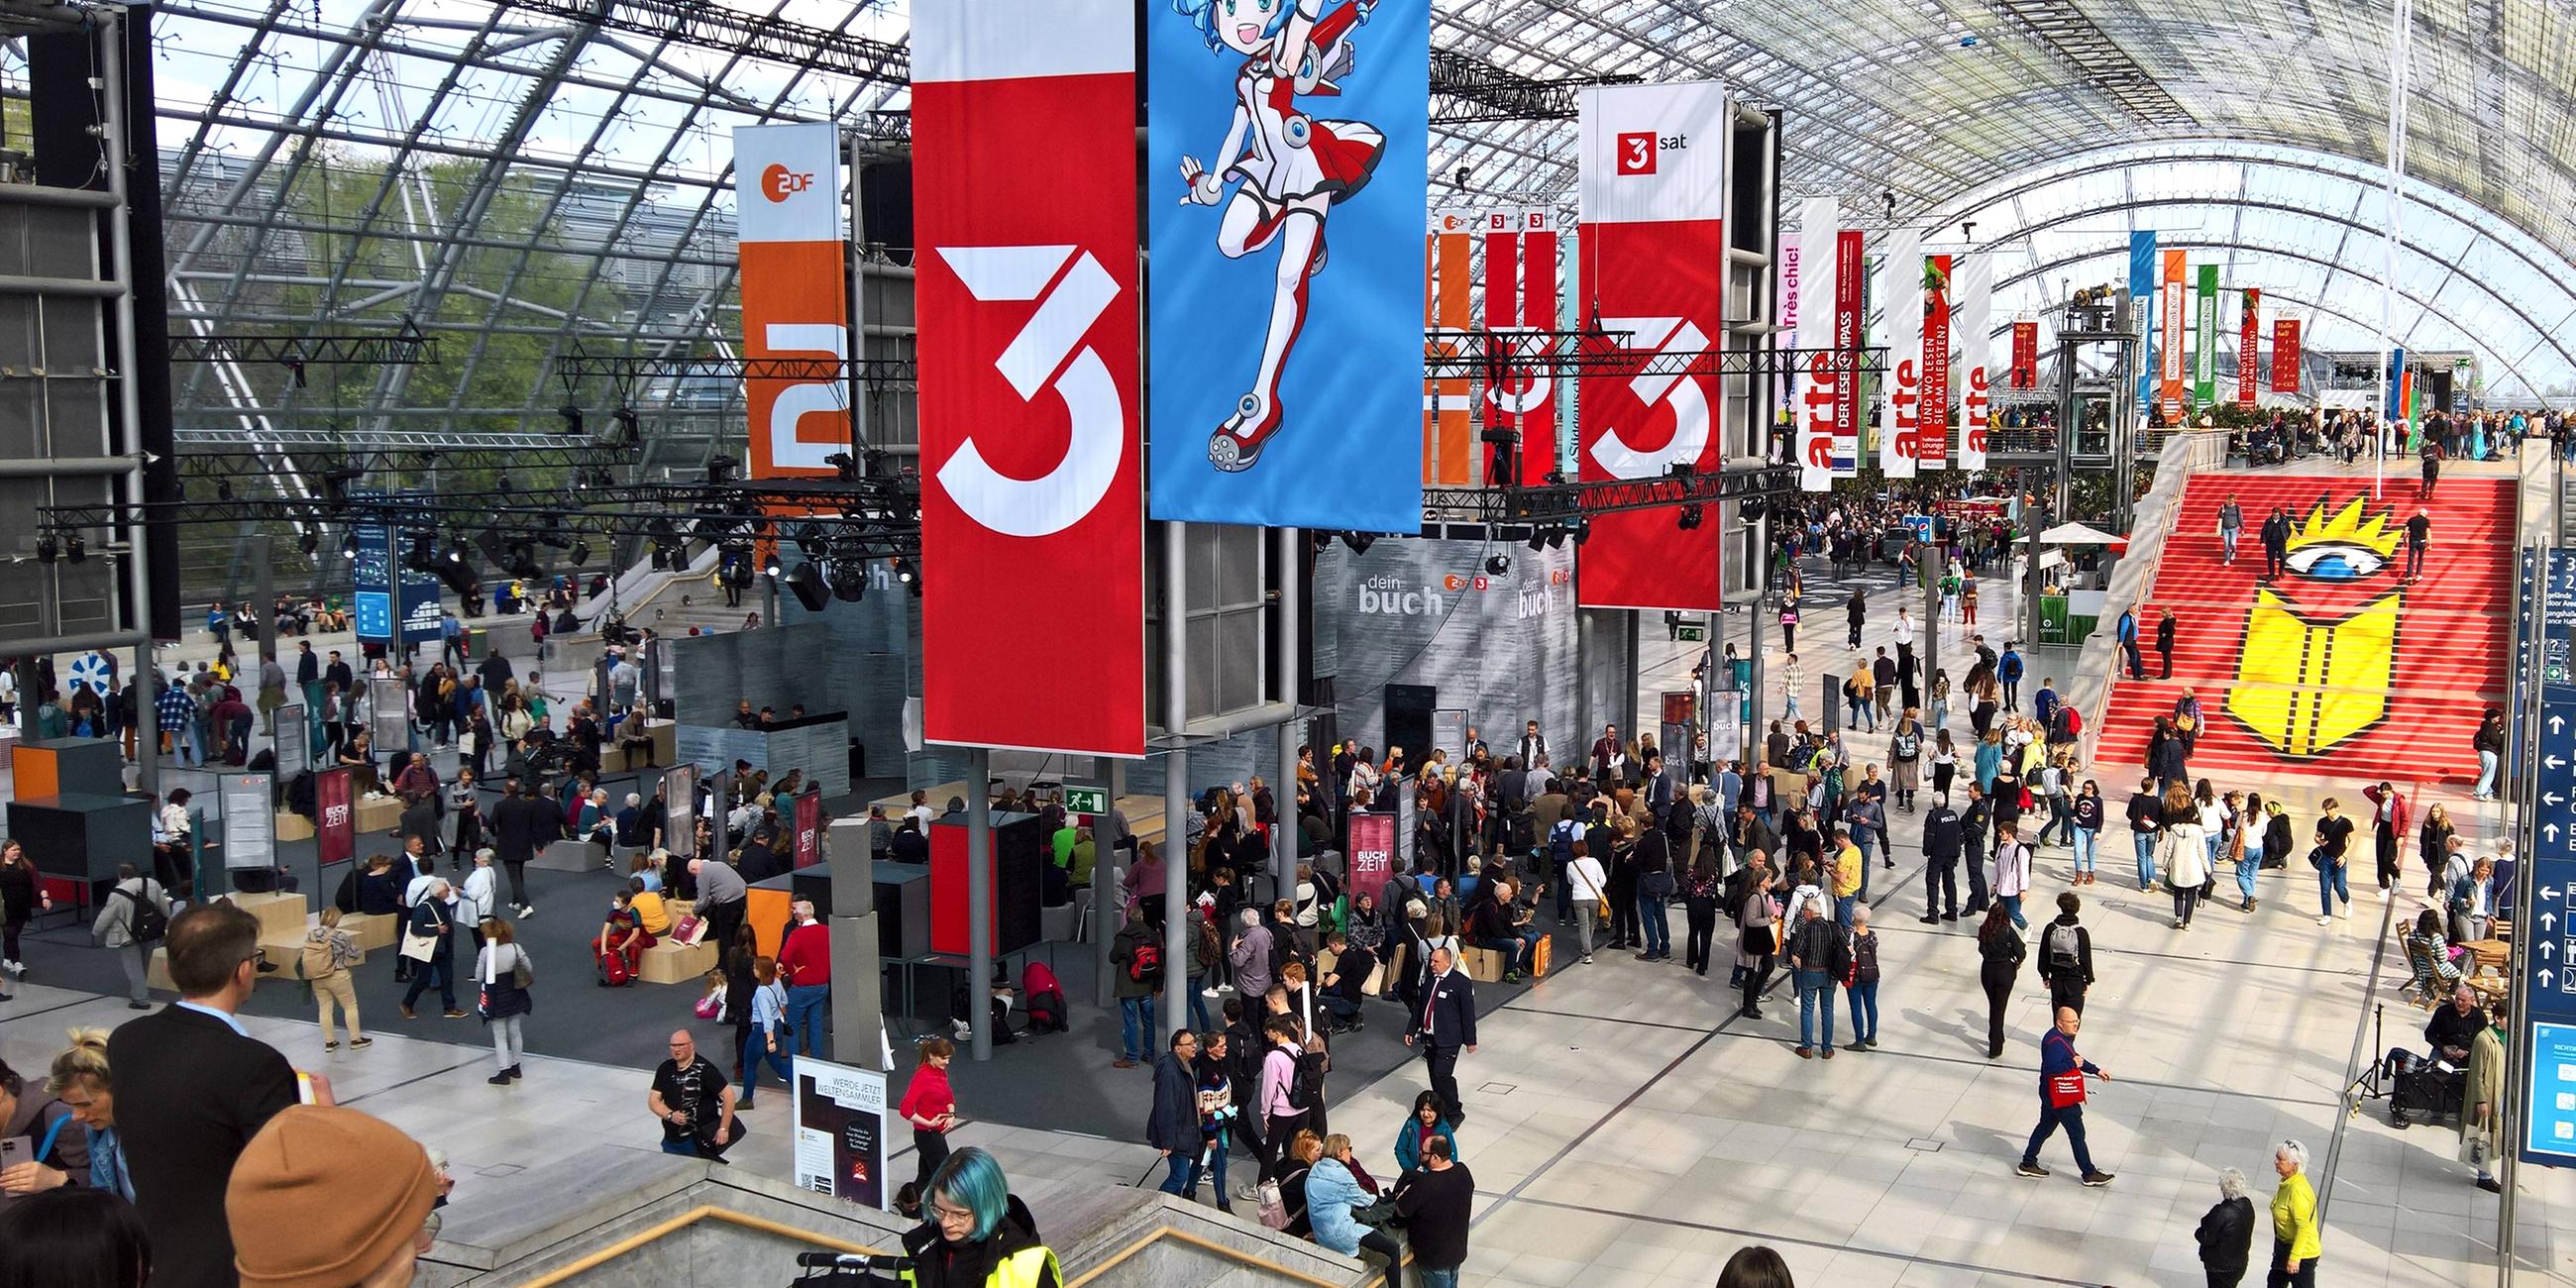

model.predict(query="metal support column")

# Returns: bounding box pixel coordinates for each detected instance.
[965,748,993,1061]
[1276,526,1302,892]
[1163,748,1190,1042]
[1924,544,1944,736]
[100,8,158,801]
[1095,759,1123,1008]
[2022,503,2047,652]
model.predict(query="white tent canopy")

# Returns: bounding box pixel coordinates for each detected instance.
[2040,522,2126,545]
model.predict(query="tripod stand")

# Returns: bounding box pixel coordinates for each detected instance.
[2345,1002,2389,1119]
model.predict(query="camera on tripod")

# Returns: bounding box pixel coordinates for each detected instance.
[789,1251,908,1287]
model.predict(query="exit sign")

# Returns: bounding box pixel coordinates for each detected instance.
[1675,625,1706,642]
[1064,787,1108,814]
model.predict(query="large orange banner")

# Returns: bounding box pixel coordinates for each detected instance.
[735,123,853,479]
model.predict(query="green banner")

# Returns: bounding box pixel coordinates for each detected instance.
[2193,264,2218,409]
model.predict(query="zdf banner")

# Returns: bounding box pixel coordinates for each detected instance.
[1148,0,1429,532]
[1576,79,1728,611]
[1878,229,1922,481]
[913,0,1143,758]
[734,123,852,479]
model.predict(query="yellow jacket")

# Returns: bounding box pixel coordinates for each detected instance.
[2271,1172,2320,1261]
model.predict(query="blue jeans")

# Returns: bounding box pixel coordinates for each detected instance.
[1119,995,1156,1060]
[2477,749,2500,797]
[2235,849,2260,903]
[2132,832,2157,888]
[785,984,830,1058]
[2023,1100,2096,1173]
[1158,1152,1194,1195]
[1422,1268,1460,1288]
[2318,860,2349,915]
[1997,893,2025,928]
[2203,833,2222,879]
[1187,975,1213,1032]
[1847,978,1878,1043]
[740,1025,794,1104]
[1855,833,1877,896]
[1637,894,1670,955]
[1834,894,1857,929]
[1795,969,1837,1051]
[1185,1130,1232,1205]
[2072,827,2096,874]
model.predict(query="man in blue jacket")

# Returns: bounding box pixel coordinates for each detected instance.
[2116,608,2143,680]
[2018,1007,2115,1186]
[1147,1029,1202,1196]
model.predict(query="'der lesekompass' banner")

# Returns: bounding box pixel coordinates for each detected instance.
[1148,0,1429,533]
[913,0,1145,758]
[734,123,852,479]
[1576,80,1729,611]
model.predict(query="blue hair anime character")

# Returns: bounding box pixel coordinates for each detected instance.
[1171,0,1385,473]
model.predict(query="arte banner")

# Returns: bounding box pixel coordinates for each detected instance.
[1878,229,1923,480]
[1424,212,1473,484]
[2193,264,2219,410]
[2009,321,2039,389]
[2237,287,2260,405]
[2271,318,2302,391]
[1794,196,1838,491]
[2129,231,2157,417]
[734,122,852,479]
[2158,248,2187,421]
[1480,207,1559,484]
[1918,254,1951,472]
[1955,254,1991,472]
[914,0,1144,758]
[1575,79,1727,610]
[1346,809,1395,897]
[1148,0,1428,532]
[1832,230,1863,476]
[314,766,354,870]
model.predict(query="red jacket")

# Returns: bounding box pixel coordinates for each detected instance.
[778,919,831,987]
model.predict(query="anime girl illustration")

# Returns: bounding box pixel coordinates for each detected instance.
[1173,0,1387,473]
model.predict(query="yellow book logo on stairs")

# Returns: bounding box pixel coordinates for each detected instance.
[2226,495,2403,758]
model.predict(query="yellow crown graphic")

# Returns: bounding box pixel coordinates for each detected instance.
[2285,494,2400,559]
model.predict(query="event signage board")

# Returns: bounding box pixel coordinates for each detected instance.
[275,703,308,778]
[1147,0,1428,532]
[1955,255,1991,472]
[2192,265,2219,410]
[733,122,851,479]
[1575,79,1729,609]
[2236,287,2261,405]
[2009,321,2038,389]
[349,488,441,651]
[221,774,274,872]
[1877,229,1922,481]
[1918,254,1950,472]
[2271,319,2302,391]
[368,677,409,760]
[1347,809,1395,898]
[314,767,355,870]
[664,763,698,860]
[794,789,823,869]
[1832,230,1864,476]
[793,1056,891,1209]
[2520,548,2576,1165]
[2158,249,2187,421]
[1794,197,1838,492]
[2129,232,2157,417]
[913,1,1145,758]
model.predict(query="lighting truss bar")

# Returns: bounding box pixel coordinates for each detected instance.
[1426,331,1888,381]
[168,331,439,367]
[552,351,920,390]
[1423,463,1801,529]
[1981,0,2194,128]
[507,0,907,82]
[175,426,621,456]
[1430,49,1641,124]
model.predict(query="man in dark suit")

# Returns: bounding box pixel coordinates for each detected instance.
[110,903,313,1288]
[1404,945,1478,1126]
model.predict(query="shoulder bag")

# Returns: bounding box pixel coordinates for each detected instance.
[399,904,445,962]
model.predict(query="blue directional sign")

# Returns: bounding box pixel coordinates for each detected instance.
[2521,548,2576,1166]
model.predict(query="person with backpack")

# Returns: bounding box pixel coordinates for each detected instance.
[1992,822,2034,930]
[1255,1015,1311,1182]
[2036,892,2096,1018]
[90,864,167,1010]
[475,918,533,1085]
[1111,905,1162,1070]
[1785,895,1845,1059]
[300,908,368,1050]
[1843,905,1883,1050]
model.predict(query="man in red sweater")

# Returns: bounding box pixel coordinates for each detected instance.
[778,899,832,1058]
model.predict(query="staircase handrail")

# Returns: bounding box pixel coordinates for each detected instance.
[575,544,718,632]
[2067,430,2230,772]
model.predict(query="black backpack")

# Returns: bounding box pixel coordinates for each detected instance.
[1291,1047,1330,1112]
[118,886,168,942]
[1825,921,1854,982]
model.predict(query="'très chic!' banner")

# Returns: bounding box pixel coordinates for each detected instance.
[734,123,851,479]
[1576,79,1728,610]
[913,0,1144,757]
[1148,0,1428,532]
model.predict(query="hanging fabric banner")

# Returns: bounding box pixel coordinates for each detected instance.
[1481,207,1559,484]
[1147,0,1428,531]
[1776,233,1799,425]
[2271,318,2302,391]
[2129,231,2157,418]
[1576,79,1728,610]
[1831,229,1865,477]
[1877,229,1922,480]
[914,0,1144,757]
[2387,347,2411,421]
[2158,248,2187,422]
[1918,254,1951,472]
[2009,321,2039,389]
[1955,254,1991,473]
[1795,197,1838,492]
[2236,287,2260,405]
[1425,212,1474,485]
[2192,264,2219,410]
[734,122,852,479]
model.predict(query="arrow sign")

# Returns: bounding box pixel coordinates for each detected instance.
[2545,886,2564,903]
[2547,912,2562,933]
[2554,714,2567,734]
[2553,756,2570,771]
[2549,793,2567,807]
[2550,824,2564,845]
[2545,968,2557,991]
[2543,940,2557,960]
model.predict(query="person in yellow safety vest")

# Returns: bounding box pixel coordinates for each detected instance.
[901,1146,1061,1288]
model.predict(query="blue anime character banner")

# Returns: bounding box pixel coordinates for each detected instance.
[1147,0,1428,532]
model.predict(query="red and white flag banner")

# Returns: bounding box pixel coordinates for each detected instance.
[1954,254,1991,473]
[1795,197,1838,492]
[2271,318,2303,392]
[1481,207,1559,485]
[1878,229,1922,481]
[1918,254,1951,472]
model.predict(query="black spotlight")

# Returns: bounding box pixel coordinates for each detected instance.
[1526,530,1547,552]
[1547,528,1567,550]
[705,453,737,483]
[1484,553,1510,576]
[892,556,915,585]
[761,551,783,580]
[569,538,591,568]
[1676,503,1704,530]
[1573,518,1591,546]
[506,543,543,581]
[339,532,358,561]
[474,527,511,570]
[792,522,827,560]
[557,404,585,435]
[1342,532,1375,554]
[406,533,437,572]
[823,451,859,482]
[64,532,87,562]
[609,407,639,445]
[34,534,57,564]
[827,560,869,602]
[298,531,319,558]
[445,536,474,568]
[783,561,830,612]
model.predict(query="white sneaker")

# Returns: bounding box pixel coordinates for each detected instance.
[2,959,22,978]
[1201,987,1220,999]
[2337,904,2351,919]
[2316,914,2333,926]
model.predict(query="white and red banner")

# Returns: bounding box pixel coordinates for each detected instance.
[1347,810,1395,897]
[1832,230,1863,476]
[913,2,1143,757]
[1954,254,1991,473]
[1795,197,1838,492]
[1877,229,1922,480]
[1919,254,1951,472]
[1424,213,1473,484]
[735,123,853,479]
[1576,80,1728,611]
[2237,287,2261,405]
[1480,207,1559,485]
[2271,318,2303,391]
[2009,320,2039,388]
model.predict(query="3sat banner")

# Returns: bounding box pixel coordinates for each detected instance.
[1575,79,1729,610]
[913,0,1144,758]
[1147,0,1429,533]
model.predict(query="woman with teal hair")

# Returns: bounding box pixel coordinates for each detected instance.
[901,1146,1059,1288]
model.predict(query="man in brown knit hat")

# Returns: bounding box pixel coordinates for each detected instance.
[227,1105,441,1288]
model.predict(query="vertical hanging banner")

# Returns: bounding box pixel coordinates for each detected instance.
[1955,254,1991,473]
[1575,80,1729,611]
[735,123,852,479]
[2158,248,2187,421]
[1917,254,1950,472]
[1481,208,1559,485]
[1424,212,1473,485]
[1148,0,1428,532]
[1794,197,1838,492]
[2009,321,2039,388]
[1877,229,1922,480]
[314,767,355,870]
[1775,236,1799,422]
[2237,287,2261,405]
[914,0,1145,758]
[2192,264,2219,410]
[2271,318,2303,391]
[2129,231,2157,418]
[1832,230,1864,477]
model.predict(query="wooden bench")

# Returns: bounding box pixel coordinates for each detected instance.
[638,936,716,985]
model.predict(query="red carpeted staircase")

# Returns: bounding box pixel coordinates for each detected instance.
[2093,474,2512,787]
